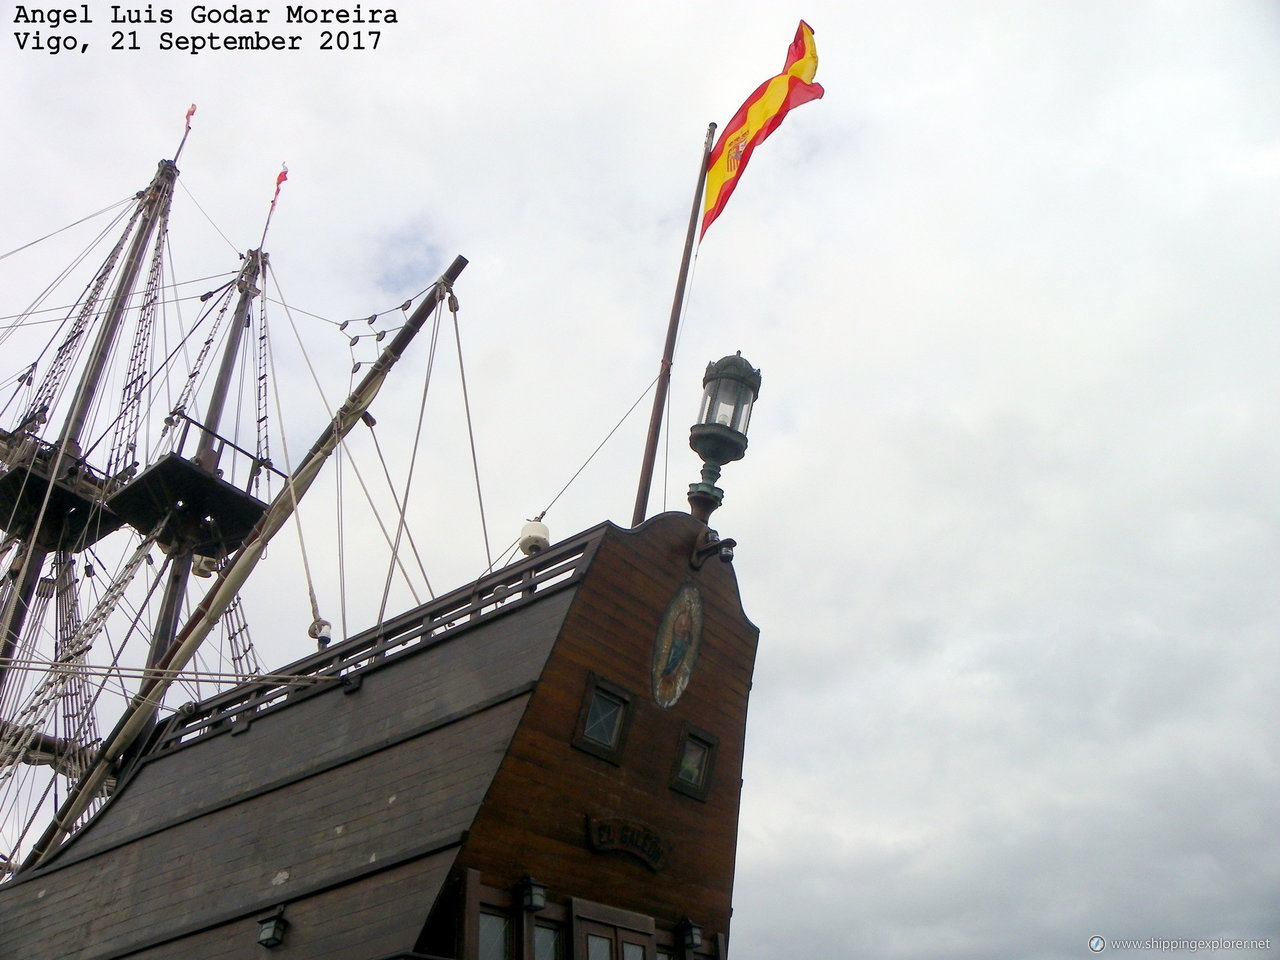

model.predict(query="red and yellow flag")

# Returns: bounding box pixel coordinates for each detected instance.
[701,21,824,239]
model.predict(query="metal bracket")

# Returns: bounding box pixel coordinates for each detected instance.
[690,529,736,570]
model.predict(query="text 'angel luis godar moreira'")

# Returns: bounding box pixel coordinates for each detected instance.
[12,5,401,25]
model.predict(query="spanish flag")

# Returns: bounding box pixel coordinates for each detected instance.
[701,21,824,239]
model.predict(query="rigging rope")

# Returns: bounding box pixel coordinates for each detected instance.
[0,364,36,426]
[0,521,162,786]
[0,274,239,331]
[262,269,325,643]
[163,277,237,440]
[20,204,144,430]
[336,444,347,638]
[450,293,492,572]
[176,179,239,257]
[0,657,342,687]
[52,554,97,784]
[363,424,428,603]
[0,197,135,264]
[252,287,273,497]
[257,267,494,646]
[268,267,464,640]
[542,375,659,520]
[0,206,135,356]
[475,374,659,579]
[104,197,171,481]
[375,290,445,628]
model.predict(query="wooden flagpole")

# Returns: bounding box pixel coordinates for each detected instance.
[631,122,717,527]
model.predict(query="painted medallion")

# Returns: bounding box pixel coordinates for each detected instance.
[651,582,703,708]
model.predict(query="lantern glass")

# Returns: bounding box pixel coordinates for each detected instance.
[698,378,754,436]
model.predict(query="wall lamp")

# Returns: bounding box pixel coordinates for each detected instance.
[677,916,703,952]
[257,904,289,948]
[519,875,547,912]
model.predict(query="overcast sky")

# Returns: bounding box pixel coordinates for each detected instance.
[2,2,1278,958]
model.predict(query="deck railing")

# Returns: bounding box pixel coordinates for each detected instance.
[150,524,607,754]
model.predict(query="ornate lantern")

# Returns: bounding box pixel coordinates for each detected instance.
[687,353,761,523]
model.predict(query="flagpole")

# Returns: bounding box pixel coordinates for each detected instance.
[631,122,717,528]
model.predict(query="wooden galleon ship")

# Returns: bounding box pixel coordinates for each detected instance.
[0,126,761,960]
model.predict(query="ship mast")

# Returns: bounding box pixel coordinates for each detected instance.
[143,248,264,669]
[60,162,178,459]
[0,158,178,699]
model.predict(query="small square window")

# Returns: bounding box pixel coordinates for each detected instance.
[676,738,710,786]
[583,690,626,748]
[670,724,718,801]
[573,674,634,764]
